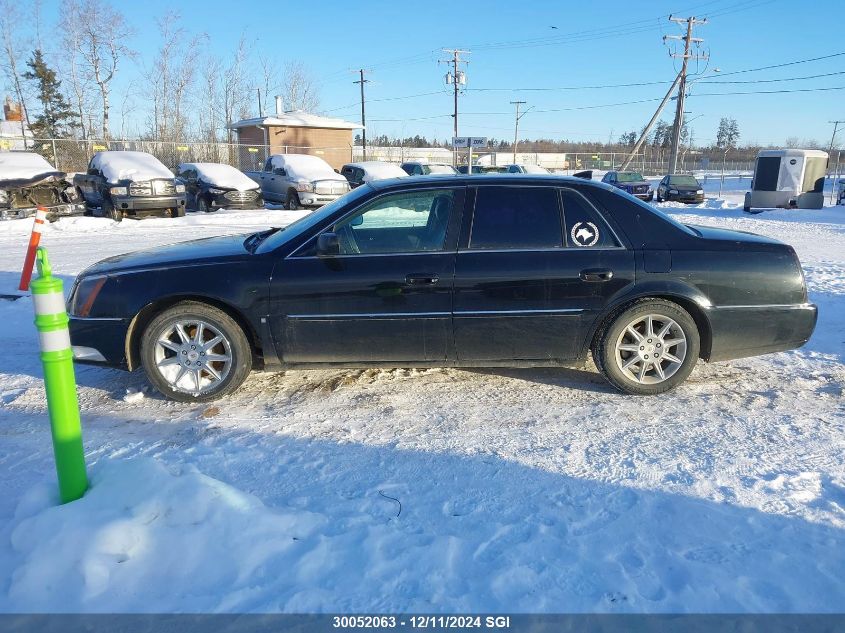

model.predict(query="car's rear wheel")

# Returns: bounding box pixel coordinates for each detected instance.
[286,191,301,210]
[593,299,700,395]
[140,301,252,402]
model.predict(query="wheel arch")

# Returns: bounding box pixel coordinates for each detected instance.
[585,290,713,362]
[125,294,263,371]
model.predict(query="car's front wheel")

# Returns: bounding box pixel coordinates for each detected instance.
[593,299,700,395]
[103,198,123,222]
[140,301,252,402]
[286,191,302,210]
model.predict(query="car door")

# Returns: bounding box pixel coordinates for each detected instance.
[658,176,668,197]
[452,185,634,361]
[269,186,465,363]
[78,159,103,206]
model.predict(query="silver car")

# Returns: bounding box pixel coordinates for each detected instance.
[245,154,350,210]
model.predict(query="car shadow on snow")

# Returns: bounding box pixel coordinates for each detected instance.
[3,418,844,613]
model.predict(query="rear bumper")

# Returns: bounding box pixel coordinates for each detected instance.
[69,315,132,369]
[706,302,818,362]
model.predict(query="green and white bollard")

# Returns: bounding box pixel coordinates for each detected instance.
[31,247,88,503]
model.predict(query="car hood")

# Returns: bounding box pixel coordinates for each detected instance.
[82,234,253,276]
[688,224,785,247]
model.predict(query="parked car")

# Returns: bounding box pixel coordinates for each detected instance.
[245,154,349,210]
[176,162,263,212]
[655,174,705,203]
[505,164,550,174]
[601,171,654,201]
[839,180,845,206]
[400,161,458,176]
[0,152,83,220]
[340,161,407,188]
[457,165,507,174]
[74,151,186,221]
[68,174,816,402]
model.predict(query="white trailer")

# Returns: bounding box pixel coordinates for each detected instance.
[743,149,828,211]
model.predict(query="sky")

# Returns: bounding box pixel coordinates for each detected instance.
[19,0,845,147]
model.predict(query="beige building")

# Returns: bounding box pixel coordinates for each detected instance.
[229,104,362,170]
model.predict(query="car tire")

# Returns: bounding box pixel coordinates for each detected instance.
[171,207,186,218]
[103,198,123,222]
[140,301,252,403]
[656,193,663,202]
[286,191,301,210]
[593,299,700,396]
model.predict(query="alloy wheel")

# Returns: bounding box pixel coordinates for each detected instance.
[614,313,687,385]
[153,319,233,395]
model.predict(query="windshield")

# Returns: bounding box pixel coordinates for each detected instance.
[617,172,645,183]
[668,175,700,186]
[424,164,457,174]
[256,185,373,253]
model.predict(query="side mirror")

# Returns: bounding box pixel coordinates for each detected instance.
[316,232,340,257]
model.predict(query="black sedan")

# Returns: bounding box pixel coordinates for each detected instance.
[67,174,817,402]
[656,174,705,203]
[176,162,263,212]
[601,171,654,201]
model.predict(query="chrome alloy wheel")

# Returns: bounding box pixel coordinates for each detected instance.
[153,320,233,395]
[614,314,687,385]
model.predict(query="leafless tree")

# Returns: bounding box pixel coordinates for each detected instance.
[258,53,280,116]
[76,0,134,141]
[282,60,320,112]
[198,55,223,143]
[0,0,31,142]
[146,12,205,141]
[59,0,97,139]
[221,36,252,145]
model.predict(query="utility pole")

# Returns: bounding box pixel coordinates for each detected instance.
[510,101,529,164]
[440,49,470,166]
[353,69,370,160]
[828,120,844,204]
[665,15,707,174]
[620,71,683,170]
[256,88,263,117]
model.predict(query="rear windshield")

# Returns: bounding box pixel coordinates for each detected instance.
[617,172,644,183]
[668,175,700,186]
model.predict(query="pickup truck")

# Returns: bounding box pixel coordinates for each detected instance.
[245,154,350,210]
[74,150,186,221]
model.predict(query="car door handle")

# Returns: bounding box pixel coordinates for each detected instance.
[580,268,614,282]
[405,273,439,286]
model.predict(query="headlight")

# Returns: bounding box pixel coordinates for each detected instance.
[69,275,108,317]
[208,188,225,195]
[110,186,128,196]
[696,189,703,194]
[175,183,186,193]
[0,189,8,204]
[295,182,314,192]
[669,189,678,194]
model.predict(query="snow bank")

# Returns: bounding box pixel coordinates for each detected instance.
[92,151,173,184]
[0,152,59,182]
[179,162,260,191]
[271,154,345,182]
[4,458,325,612]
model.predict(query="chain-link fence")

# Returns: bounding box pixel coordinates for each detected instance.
[3,136,757,177]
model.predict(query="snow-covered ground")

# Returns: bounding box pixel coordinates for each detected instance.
[0,196,844,613]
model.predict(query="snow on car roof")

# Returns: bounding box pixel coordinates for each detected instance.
[0,151,59,182]
[91,151,173,183]
[270,154,343,181]
[345,161,407,181]
[179,162,259,191]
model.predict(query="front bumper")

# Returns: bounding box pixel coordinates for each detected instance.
[634,192,654,201]
[69,315,133,369]
[706,302,818,362]
[665,192,705,203]
[298,192,344,207]
[0,202,85,220]
[112,194,187,213]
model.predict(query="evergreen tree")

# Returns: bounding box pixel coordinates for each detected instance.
[23,49,78,138]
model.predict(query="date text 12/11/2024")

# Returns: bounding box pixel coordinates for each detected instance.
[332,616,512,629]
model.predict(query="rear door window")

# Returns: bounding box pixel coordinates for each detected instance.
[561,188,620,248]
[469,186,562,249]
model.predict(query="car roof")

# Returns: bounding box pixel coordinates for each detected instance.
[368,173,609,190]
